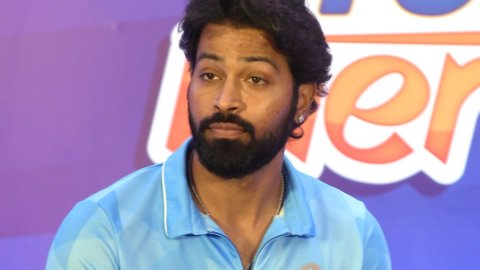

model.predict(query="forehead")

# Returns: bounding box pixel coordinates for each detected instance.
[196,23,288,65]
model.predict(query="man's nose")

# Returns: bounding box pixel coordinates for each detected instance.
[214,79,245,113]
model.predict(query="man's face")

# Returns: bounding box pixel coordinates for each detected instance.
[188,23,298,178]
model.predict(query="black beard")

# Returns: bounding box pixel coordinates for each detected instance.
[188,99,297,179]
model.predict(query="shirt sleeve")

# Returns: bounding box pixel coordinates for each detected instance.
[362,210,392,270]
[46,200,119,270]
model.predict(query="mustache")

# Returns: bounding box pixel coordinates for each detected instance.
[199,112,255,136]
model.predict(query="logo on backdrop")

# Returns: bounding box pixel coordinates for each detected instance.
[147,0,480,185]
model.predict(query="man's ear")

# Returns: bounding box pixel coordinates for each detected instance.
[295,83,316,123]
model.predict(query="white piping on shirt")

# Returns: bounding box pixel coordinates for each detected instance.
[161,160,169,237]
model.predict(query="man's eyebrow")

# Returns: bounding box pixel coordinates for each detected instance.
[197,52,223,62]
[240,56,279,71]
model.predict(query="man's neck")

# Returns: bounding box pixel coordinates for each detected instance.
[189,149,286,268]
[190,149,285,227]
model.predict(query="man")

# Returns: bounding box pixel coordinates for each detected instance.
[47,0,391,269]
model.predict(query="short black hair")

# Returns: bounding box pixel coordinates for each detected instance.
[179,0,332,115]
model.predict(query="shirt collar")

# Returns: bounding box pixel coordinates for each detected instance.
[162,139,316,239]
[280,158,316,237]
[162,140,207,238]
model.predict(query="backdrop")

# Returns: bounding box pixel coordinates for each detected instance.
[1,0,479,269]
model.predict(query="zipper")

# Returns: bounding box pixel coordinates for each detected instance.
[207,231,245,270]
[250,232,292,269]
[206,227,292,269]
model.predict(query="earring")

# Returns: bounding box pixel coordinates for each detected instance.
[297,114,305,123]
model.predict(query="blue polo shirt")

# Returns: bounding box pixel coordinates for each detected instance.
[47,140,391,269]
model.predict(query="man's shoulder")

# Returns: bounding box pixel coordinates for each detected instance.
[86,163,166,207]
[290,169,391,269]
[292,168,368,216]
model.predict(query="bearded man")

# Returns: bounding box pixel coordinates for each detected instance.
[47,0,391,269]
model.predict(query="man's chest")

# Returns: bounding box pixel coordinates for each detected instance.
[117,231,363,270]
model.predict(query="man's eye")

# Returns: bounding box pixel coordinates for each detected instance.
[247,76,266,85]
[201,73,217,80]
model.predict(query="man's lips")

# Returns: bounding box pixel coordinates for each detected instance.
[208,122,245,138]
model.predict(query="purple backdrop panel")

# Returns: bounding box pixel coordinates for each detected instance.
[1,1,186,269]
